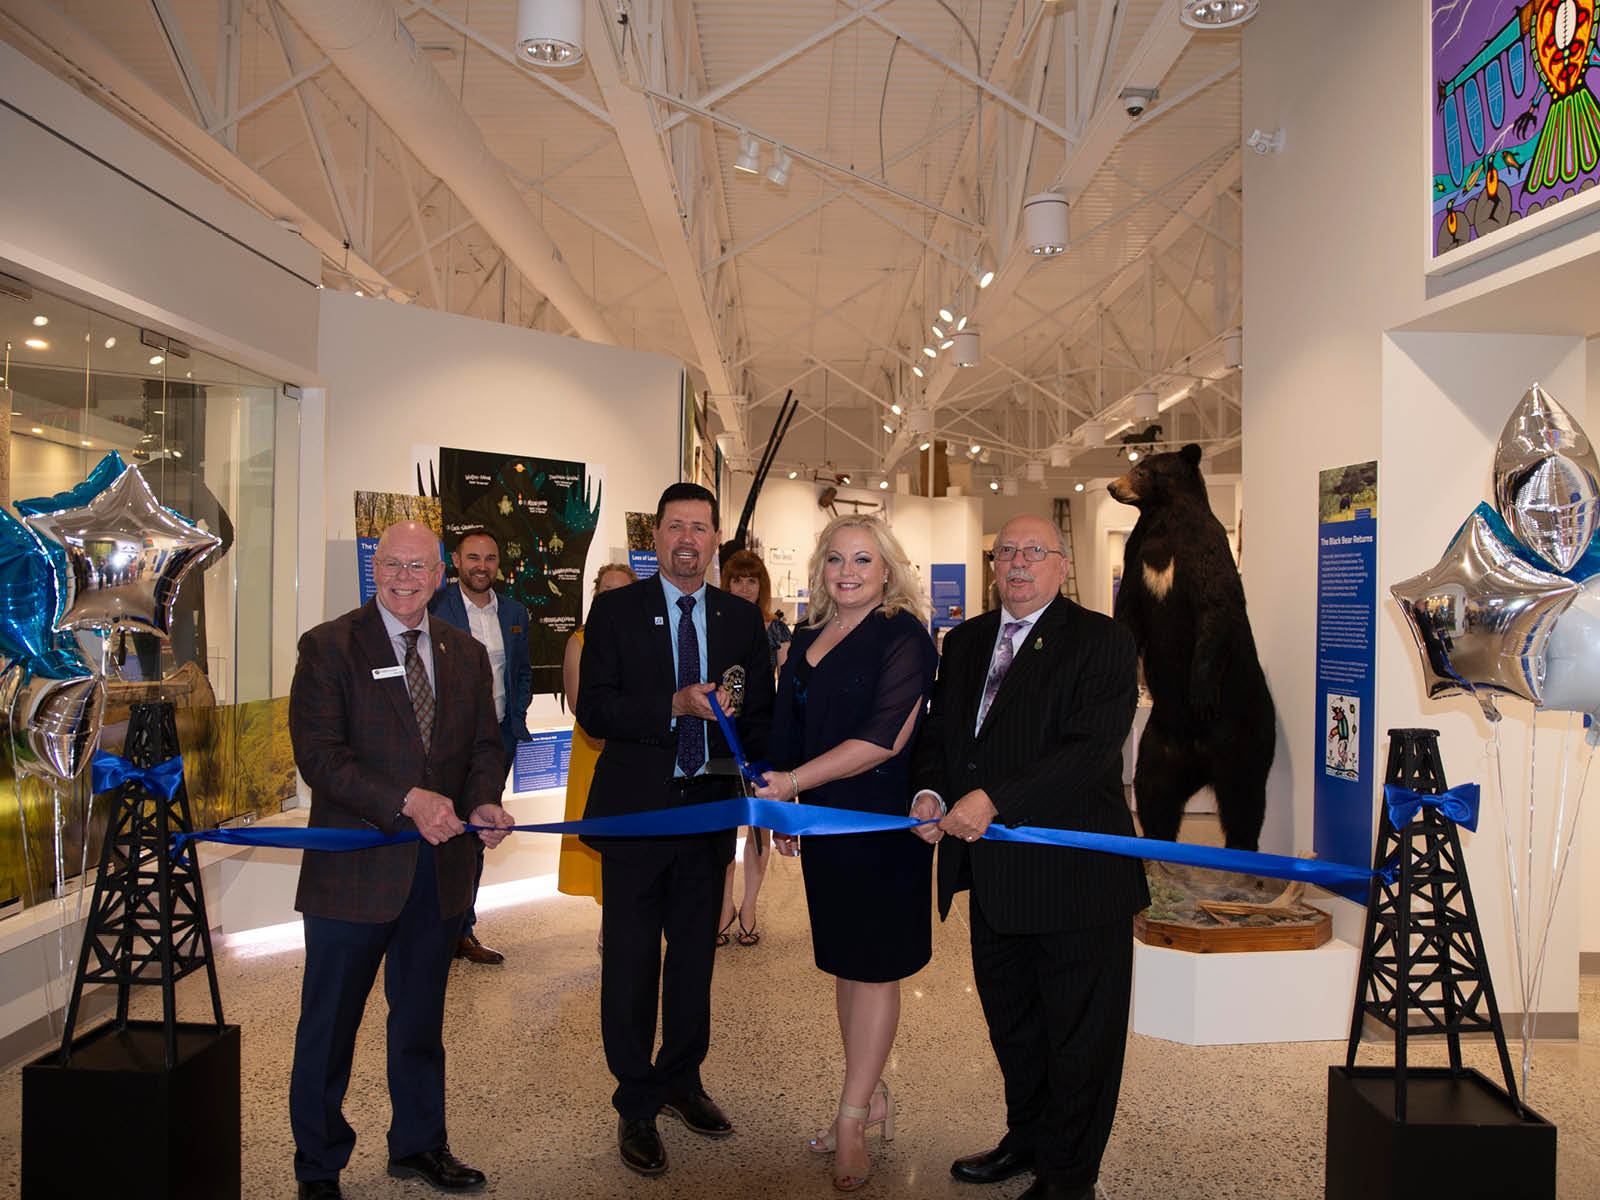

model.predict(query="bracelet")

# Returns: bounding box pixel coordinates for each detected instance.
[787,771,801,802]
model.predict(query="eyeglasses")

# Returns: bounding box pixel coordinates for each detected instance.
[377,559,435,576]
[989,544,1065,563]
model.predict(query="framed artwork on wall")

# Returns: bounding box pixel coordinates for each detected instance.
[1428,0,1600,273]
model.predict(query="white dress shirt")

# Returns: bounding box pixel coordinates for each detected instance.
[460,584,507,721]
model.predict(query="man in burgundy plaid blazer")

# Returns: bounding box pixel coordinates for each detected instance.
[910,514,1146,1200]
[287,520,511,1199]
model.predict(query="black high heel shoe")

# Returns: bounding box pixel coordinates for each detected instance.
[715,911,738,948]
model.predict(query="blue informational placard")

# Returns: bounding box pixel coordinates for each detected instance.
[930,563,966,630]
[628,549,658,578]
[1313,462,1378,900]
[512,729,574,794]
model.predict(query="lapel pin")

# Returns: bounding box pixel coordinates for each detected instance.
[654,615,664,626]
[1033,636,1044,651]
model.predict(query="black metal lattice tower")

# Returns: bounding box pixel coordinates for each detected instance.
[1344,727,1519,1119]
[55,701,224,1068]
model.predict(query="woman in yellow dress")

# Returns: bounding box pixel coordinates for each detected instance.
[558,561,638,912]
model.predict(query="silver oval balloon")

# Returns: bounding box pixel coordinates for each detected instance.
[1537,575,1600,741]
[1391,510,1579,721]
[0,662,106,782]
[24,464,221,636]
[1493,383,1600,572]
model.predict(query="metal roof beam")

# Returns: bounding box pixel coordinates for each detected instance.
[149,0,220,130]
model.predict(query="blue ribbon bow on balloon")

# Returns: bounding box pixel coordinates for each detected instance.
[1383,782,1480,833]
[91,751,186,800]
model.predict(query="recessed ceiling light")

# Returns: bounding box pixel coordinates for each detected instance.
[104,336,116,349]
[149,355,164,365]
[24,338,47,350]
[878,479,889,490]
[1074,482,1085,492]
[1128,449,1140,462]
[30,426,42,434]
[80,439,91,447]
[989,480,999,491]
[32,315,47,327]
[354,290,364,297]
[788,470,798,479]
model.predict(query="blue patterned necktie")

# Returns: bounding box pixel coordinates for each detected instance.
[675,595,704,775]
[976,621,1028,729]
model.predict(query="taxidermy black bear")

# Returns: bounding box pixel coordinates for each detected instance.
[1109,443,1274,851]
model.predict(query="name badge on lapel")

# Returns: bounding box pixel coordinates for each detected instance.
[654,616,664,626]
[372,665,405,680]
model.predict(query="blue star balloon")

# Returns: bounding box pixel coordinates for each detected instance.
[0,507,59,663]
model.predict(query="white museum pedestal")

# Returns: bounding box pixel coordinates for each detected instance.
[1131,937,1360,1045]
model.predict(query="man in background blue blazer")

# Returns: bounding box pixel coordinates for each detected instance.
[430,526,532,965]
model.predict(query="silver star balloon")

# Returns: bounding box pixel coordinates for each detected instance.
[1493,383,1600,573]
[24,464,221,636]
[1391,510,1579,721]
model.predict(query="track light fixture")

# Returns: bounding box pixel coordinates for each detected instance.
[734,132,762,174]
[515,0,584,66]
[765,147,792,188]
[922,346,938,359]
[938,305,955,324]
[953,328,980,367]
[974,243,997,289]
[939,338,955,351]
[911,364,924,378]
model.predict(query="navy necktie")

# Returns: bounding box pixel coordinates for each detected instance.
[675,595,704,776]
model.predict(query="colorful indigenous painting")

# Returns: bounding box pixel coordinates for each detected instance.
[1432,0,1600,257]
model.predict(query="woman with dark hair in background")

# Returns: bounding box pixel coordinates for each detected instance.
[558,561,638,945]
[715,550,790,947]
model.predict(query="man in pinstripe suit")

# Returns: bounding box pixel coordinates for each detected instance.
[911,514,1147,1200]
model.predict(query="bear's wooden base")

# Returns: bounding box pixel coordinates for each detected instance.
[1135,905,1331,953]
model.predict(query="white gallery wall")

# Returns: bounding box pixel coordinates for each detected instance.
[1245,0,1600,1021]
[315,290,684,728]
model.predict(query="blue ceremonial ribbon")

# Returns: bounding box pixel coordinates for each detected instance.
[1383,782,1480,833]
[171,795,1391,890]
[91,751,185,799]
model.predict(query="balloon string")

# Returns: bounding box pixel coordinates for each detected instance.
[1488,726,1530,1028]
[1521,719,1595,1104]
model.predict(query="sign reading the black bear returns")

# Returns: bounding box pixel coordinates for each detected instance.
[437,446,601,696]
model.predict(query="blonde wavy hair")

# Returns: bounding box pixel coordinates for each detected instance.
[804,514,926,628]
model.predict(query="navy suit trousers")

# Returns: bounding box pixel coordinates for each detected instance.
[290,842,464,1180]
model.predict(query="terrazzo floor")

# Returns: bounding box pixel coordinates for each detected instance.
[4,844,1599,1199]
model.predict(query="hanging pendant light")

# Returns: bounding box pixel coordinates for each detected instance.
[516,0,584,66]
[1023,192,1069,256]
[953,328,980,367]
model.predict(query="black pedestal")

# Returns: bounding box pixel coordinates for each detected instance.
[1325,1065,1555,1200]
[21,1020,241,1200]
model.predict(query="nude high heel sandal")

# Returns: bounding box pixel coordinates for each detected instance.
[808,1080,896,1156]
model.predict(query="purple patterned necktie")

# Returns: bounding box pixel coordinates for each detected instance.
[976,621,1028,729]
[675,595,704,775]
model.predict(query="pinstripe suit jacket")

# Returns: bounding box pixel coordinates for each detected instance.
[289,599,507,924]
[911,595,1149,934]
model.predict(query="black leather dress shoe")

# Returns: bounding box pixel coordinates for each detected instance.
[1017,1179,1094,1200]
[659,1090,734,1136]
[950,1143,1035,1184]
[455,932,504,965]
[297,1182,341,1199]
[619,1116,668,1176]
[386,1146,486,1192]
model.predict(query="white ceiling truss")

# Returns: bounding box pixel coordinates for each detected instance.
[0,0,1249,488]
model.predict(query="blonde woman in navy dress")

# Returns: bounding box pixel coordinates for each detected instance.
[751,514,936,1191]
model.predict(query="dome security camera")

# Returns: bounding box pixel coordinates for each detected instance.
[1119,86,1158,118]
